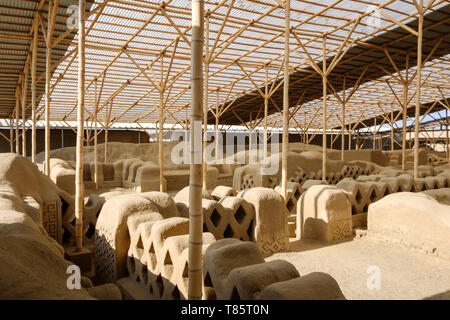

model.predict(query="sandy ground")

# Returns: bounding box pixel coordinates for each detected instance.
[266,236,450,300]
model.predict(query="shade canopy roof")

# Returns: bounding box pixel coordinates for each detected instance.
[0,0,448,131]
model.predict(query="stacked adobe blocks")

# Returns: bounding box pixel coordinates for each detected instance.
[297,170,450,242]
[274,182,303,237]
[337,170,450,217]
[203,239,346,300]
[94,192,178,282]
[233,152,379,192]
[124,217,216,299]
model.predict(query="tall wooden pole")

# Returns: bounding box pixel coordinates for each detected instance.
[281,0,290,199]
[341,77,346,161]
[22,69,29,157]
[75,0,86,251]
[9,116,13,152]
[373,118,376,150]
[45,1,53,176]
[15,87,20,154]
[202,13,209,190]
[104,100,111,162]
[264,64,269,158]
[413,2,423,179]
[104,124,108,162]
[184,118,189,164]
[446,112,449,163]
[249,112,253,161]
[94,80,98,190]
[31,23,38,163]
[322,35,327,181]
[356,129,359,150]
[159,57,165,192]
[348,124,351,150]
[215,89,219,162]
[189,0,204,300]
[390,105,394,151]
[401,82,408,171]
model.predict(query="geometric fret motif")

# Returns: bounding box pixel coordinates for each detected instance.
[42,199,63,244]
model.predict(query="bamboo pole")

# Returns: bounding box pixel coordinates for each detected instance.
[373,118,377,150]
[215,89,219,162]
[281,0,290,199]
[264,64,269,158]
[104,124,108,162]
[202,13,209,190]
[31,23,38,163]
[249,112,253,162]
[188,0,204,301]
[341,77,346,161]
[446,113,449,163]
[401,82,408,171]
[94,81,98,190]
[357,130,360,150]
[22,69,28,157]
[15,87,20,154]
[391,106,394,151]
[413,2,423,179]
[44,1,53,176]
[75,0,86,251]
[104,100,112,162]
[9,116,13,152]
[322,34,327,181]
[348,124,351,151]
[159,56,165,192]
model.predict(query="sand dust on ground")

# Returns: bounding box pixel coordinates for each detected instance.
[266,236,450,300]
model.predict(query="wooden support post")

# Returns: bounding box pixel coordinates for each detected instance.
[159,57,165,193]
[94,81,98,190]
[390,105,394,151]
[356,130,360,150]
[104,124,108,162]
[341,101,345,161]
[322,34,327,181]
[22,69,29,157]
[184,118,189,164]
[75,0,85,251]
[31,23,38,163]
[373,118,376,150]
[249,112,253,161]
[281,0,290,199]
[264,64,269,158]
[401,83,408,171]
[44,1,53,176]
[348,125,351,151]
[15,88,20,154]
[9,116,13,152]
[104,100,111,163]
[61,129,64,148]
[215,89,219,162]
[188,0,204,300]
[446,113,449,163]
[414,2,423,179]
[203,13,209,190]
